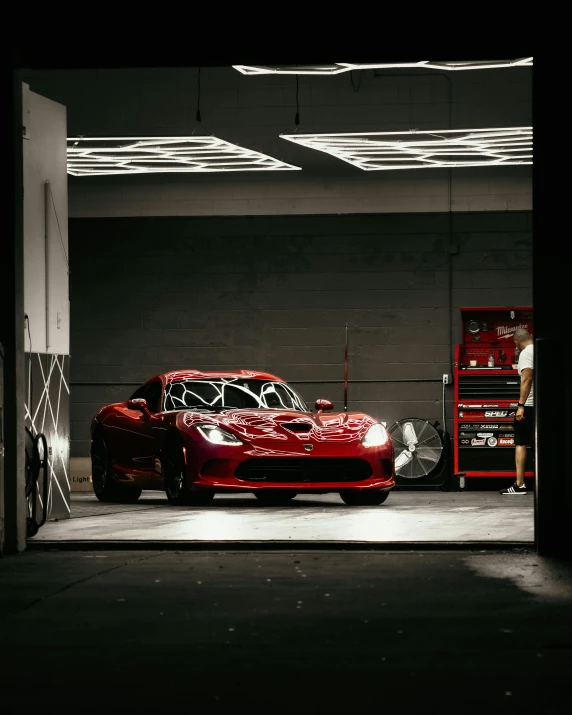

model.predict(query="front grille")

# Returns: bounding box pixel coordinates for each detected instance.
[235,458,373,483]
[281,423,312,433]
[458,375,520,399]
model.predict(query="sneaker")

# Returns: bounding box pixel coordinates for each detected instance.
[499,483,528,495]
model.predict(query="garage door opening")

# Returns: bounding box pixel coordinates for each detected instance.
[14,63,535,550]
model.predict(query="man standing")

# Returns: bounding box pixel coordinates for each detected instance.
[500,327,534,495]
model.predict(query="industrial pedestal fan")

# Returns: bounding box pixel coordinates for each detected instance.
[388,418,450,489]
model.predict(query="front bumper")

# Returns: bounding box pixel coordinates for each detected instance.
[180,436,395,492]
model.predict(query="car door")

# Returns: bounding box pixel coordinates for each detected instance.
[102,384,146,477]
[104,381,162,483]
[127,380,166,481]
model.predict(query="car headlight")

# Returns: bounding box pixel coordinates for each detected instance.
[196,424,243,446]
[362,423,389,447]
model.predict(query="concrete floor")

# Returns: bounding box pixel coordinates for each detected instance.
[30,491,535,545]
[1,549,571,713]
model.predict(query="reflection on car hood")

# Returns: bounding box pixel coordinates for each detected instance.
[180,409,378,443]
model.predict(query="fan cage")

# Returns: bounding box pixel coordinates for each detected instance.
[388,418,444,479]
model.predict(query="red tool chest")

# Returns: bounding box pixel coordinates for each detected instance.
[454,306,534,479]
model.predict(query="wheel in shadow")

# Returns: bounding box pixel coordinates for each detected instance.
[254,490,298,506]
[91,436,142,503]
[339,490,390,506]
[163,434,214,506]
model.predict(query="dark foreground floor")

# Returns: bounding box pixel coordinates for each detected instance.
[1,549,571,713]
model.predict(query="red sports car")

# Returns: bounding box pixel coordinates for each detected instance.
[90,370,395,506]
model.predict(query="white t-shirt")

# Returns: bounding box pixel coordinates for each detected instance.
[517,343,534,406]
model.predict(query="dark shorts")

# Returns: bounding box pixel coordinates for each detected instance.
[513,406,534,447]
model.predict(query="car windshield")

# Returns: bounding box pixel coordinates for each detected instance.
[162,378,308,412]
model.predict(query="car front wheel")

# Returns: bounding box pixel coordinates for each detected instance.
[339,490,390,506]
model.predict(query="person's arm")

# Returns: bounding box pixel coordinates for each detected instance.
[516,367,533,420]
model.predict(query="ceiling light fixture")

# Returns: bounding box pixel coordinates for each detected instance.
[66,136,300,176]
[280,127,533,170]
[233,59,533,75]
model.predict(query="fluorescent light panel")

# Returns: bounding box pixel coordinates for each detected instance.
[67,136,300,176]
[280,127,532,170]
[233,59,533,75]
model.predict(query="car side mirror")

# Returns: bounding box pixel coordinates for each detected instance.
[315,398,334,413]
[127,398,152,417]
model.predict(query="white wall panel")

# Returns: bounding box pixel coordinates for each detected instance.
[23,84,69,354]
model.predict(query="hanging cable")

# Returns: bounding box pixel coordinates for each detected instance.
[48,184,69,273]
[350,69,362,92]
[196,66,202,123]
[25,314,33,414]
[192,66,209,136]
[25,430,49,537]
[295,75,300,128]
[22,314,49,537]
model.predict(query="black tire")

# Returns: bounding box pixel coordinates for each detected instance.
[91,436,142,503]
[339,490,390,506]
[254,490,298,506]
[163,435,214,506]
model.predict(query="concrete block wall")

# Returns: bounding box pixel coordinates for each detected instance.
[69,211,532,457]
[67,167,531,218]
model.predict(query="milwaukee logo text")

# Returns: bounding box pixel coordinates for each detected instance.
[496,323,529,339]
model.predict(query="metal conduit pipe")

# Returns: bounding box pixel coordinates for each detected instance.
[44,180,50,352]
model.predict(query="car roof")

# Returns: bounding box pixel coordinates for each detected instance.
[146,369,285,385]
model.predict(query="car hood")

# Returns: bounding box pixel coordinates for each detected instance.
[178,408,379,444]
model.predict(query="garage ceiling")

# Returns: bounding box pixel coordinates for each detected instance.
[22,64,532,183]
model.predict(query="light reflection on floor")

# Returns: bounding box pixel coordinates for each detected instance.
[32,492,535,543]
